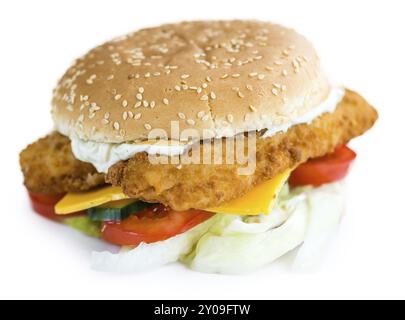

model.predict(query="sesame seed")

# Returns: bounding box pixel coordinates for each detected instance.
[107,75,114,81]
[150,101,156,108]
[122,112,128,120]
[89,103,100,112]
[197,111,205,119]
[249,72,258,78]
[144,123,152,130]
[249,105,257,112]
[134,113,142,120]
[272,88,279,96]
[258,74,265,80]
[139,87,145,93]
[282,70,288,76]
[201,94,209,101]
[143,100,149,107]
[232,73,241,78]
[181,74,190,79]
[178,112,186,120]
[163,98,169,105]
[122,100,128,107]
[238,91,245,98]
[175,85,181,91]
[227,114,234,123]
[114,94,122,101]
[136,93,143,100]
[202,83,208,89]
[135,101,142,108]
[113,122,120,130]
[206,76,213,82]
[221,74,229,79]
[101,119,109,125]
[86,74,97,84]
[187,119,195,126]
[128,111,134,119]
[210,92,216,100]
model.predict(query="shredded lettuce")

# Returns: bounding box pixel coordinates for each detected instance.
[185,183,344,274]
[91,215,219,272]
[293,183,344,269]
[90,182,344,274]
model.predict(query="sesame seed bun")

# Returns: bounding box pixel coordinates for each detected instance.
[52,20,330,143]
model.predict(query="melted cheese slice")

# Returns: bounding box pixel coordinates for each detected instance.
[55,186,129,215]
[55,171,290,216]
[206,170,291,215]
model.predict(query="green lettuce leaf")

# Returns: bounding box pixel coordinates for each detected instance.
[64,216,101,238]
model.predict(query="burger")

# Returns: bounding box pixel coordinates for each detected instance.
[19,20,377,274]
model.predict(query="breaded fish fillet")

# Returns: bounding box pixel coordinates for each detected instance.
[20,133,105,194]
[19,90,377,207]
[106,90,377,210]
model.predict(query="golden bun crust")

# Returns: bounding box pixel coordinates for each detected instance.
[52,20,330,143]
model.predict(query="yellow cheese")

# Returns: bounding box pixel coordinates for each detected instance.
[55,171,290,216]
[206,170,291,215]
[55,186,129,215]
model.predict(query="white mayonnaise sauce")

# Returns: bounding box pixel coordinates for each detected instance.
[261,87,345,138]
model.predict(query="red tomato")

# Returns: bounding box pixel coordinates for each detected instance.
[289,145,357,187]
[28,192,84,220]
[102,205,214,246]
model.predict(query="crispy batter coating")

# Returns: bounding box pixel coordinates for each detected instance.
[19,90,377,205]
[106,90,378,210]
[20,132,105,194]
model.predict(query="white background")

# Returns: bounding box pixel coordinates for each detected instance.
[0,0,403,300]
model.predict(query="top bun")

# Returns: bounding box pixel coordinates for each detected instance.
[52,20,330,143]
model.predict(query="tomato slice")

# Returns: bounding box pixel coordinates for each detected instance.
[289,145,357,187]
[28,192,84,220]
[102,205,214,246]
